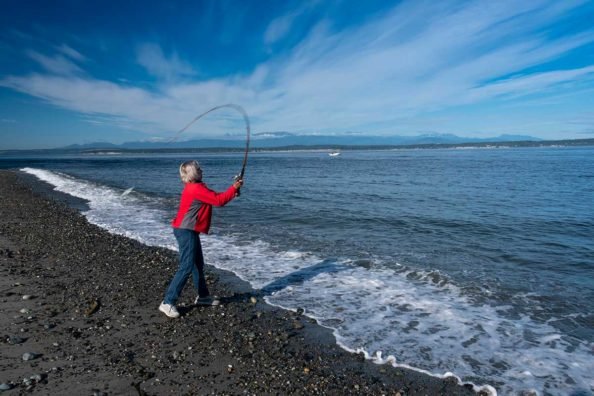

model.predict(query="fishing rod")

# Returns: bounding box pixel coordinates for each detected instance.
[170,104,251,195]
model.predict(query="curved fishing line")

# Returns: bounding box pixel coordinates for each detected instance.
[169,104,251,181]
[120,104,250,200]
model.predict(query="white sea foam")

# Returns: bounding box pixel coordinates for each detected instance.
[21,168,177,250]
[21,168,594,396]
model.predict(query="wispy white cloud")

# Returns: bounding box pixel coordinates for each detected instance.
[136,43,196,81]
[0,73,243,134]
[2,0,594,139]
[264,1,315,45]
[25,50,84,76]
[264,14,295,45]
[55,43,86,62]
[468,66,594,101]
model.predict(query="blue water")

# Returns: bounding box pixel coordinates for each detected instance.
[2,147,593,395]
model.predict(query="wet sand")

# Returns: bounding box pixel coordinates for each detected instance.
[0,170,479,395]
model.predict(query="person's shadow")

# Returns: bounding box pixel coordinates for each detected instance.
[216,258,347,306]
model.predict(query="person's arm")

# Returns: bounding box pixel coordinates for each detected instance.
[193,180,242,207]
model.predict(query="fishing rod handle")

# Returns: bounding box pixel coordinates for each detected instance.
[234,174,242,197]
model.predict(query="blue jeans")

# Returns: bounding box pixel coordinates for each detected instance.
[164,228,210,305]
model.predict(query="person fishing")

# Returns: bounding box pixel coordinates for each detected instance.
[159,160,243,318]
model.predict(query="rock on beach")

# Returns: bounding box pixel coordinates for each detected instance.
[21,352,39,361]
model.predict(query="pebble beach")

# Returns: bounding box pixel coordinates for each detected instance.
[0,170,479,395]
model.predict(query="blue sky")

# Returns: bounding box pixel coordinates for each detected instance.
[1,0,594,149]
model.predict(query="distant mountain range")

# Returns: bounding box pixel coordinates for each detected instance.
[63,133,541,150]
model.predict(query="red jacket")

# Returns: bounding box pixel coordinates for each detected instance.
[171,182,237,234]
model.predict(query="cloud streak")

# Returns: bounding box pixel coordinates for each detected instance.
[55,44,86,62]
[264,1,316,45]
[136,43,196,81]
[2,0,594,139]
[25,50,84,76]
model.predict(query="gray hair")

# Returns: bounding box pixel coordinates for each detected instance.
[179,160,202,183]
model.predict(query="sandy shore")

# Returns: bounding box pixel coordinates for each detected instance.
[0,170,479,395]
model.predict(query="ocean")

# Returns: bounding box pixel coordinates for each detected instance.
[1,147,593,395]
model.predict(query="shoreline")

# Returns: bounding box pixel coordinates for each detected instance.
[1,169,481,395]
[1,137,594,157]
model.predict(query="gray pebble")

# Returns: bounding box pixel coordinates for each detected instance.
[293,320,304,330]
[22,295,33,300]
[22,352,39,361]
[7,335,26,345]
[0,383,13,391]
[30,374,44,382]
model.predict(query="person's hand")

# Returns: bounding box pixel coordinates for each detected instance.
[233,179,243,190]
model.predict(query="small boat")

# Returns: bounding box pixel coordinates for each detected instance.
[328,151,341,157]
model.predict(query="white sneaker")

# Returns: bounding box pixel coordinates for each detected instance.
[159,302,180,318]
[194,296,221,306]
